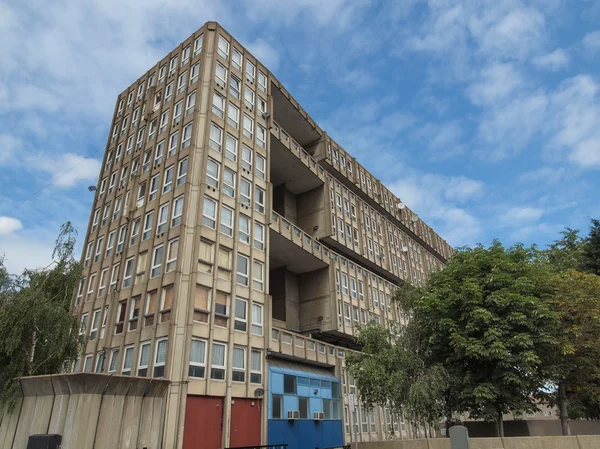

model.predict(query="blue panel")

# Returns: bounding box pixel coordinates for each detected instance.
[297,385,310,397]
[268,419,343,449]
[309,397,322,417]
[321,387,332,399]
[271,372,284,394]
[283,395,298,415]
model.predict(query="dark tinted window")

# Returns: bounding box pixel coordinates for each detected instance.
[284,374,296,394]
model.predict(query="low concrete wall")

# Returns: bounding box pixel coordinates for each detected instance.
[357,435,600,449]
[462,419,600,437]
[0,373,169,449]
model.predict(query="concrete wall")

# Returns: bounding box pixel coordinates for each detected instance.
[0,373,168,449]
[461,419,600,438]
[357,436,600,449]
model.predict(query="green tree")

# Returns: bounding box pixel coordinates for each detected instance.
[398,242,557,437]
[545,227,585,271]
[540,269,600,435]
[0,222,85,409]
[583,219,600,276]
[346,322,449,438]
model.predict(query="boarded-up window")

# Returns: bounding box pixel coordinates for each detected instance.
[160,285,174,323]
[217,247,231,280]
[194,285,211,322]
[214,291,229,327]
[145,290,157,327]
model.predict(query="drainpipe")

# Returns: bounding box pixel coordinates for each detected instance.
[136,380,152,449]
[92,374,113,449]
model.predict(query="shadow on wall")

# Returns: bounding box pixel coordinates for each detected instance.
[460,420,600,437]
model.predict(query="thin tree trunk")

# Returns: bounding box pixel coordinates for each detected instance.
[558,381,571,436]
[29,330,37,376]
[497,411,504,437]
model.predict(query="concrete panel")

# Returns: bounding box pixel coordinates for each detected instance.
[12,396,43,449]
[576,435,600,449]
[501,436,580,449]
[470,438,504,449]
[0,400,22,449]
[357,439,429,449]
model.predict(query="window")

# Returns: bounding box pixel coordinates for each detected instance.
[79,313,89,336]
[110,264,120,288]
[342,273,349,295]
[246,60,255,83]
[217,35,229,59]
[238,215,250,244]
[166,238,178,272]
[215,290,229,319]
[176,157,188,186]
[344,303,351,326]
[234,297,247,331]
[258,96,267,114]
[232,47,242,70]
[177,71,187,93]
[169,55,178,74]
[350,277,357,298]
[258,71,267,92]
[193,34,203,56]
[255,187,265,214]
[358,280,364,301]
[232,346,245,382]
[145,290,158,327]
[182,45,190,65]
[165,82,173,103]
[251,350,262,383]
[122,345,134,375]
[151,244,164,278]
[90,310,101,340]
[215,63,227,87]
[189,338,206,378]
[218,248,232,280]
[244,87,254,109]
[163,165,174,194]
[84,242,93,267]
[227,102,239,129]
[149,174,159,202]
[172,195,184,227]
[253,260,264,291]
[143,211,153,240]
[255,154,265,180]
[241,145,252,171]
[86,273,96,300]
[284,374,296,394]
[236,254,249,286]
[223,168,236,197]
[202,197,217,228]
[252,303,263,335]
[92,208,100,232]
[154,338,168,377]
[168,131,179,157]
[182,123,192,149]
[157,203,169,234]
[159,110,169,135]
[256,124,266,148]
[253,223,265,251]
[211,342,226,380]
[230,75,241,99]
[220,205,234,237]
[98,268,108,296]
[108,349,119,373]
[225,134,238,161]
[138,341,151,376]
[190,63,200,84]
[123,257,134,288]
[206,158,220,189]
[94,236,103,263]
[84,355,93,373]
[240,178,251,207]
[212,92,225,118]
[299,397,309,419]
[243,114,253,139]
[272,394,283,419]
[209,123,222,151]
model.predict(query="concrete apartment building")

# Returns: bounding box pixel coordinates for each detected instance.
[71,21,453,449]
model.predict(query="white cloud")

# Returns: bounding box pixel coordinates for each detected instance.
[0,234,54,275]
[518,166,566,185]
[0,133,22,165]
[468,62,524,106]
[500,206,544,225]
[532,48,569,71]
[0,216,22,235]
[582,30,600,53]
[33,153,102,187]
[245,38,280,72]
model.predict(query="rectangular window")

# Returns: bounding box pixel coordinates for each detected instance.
[206,158,220,189]
[212,92,225,118]
[254,222,264,251]
[220,205,234,237]
[94,237,103,263]
[163,165,174,193]
[176,157,188,186]
[218,35,229,59]
[243,114,253,139]
[232,346,245,382]
[238,215,250,244]
[232,47,242,71]
[240,178,251,207]
[236,254,249,286]
[241,145,252,171]
[255,154,265,180]
[168,131,179,157]
[190,63,200,84]
[138,341,151,376]
[234,297,247,332]
[230,75,241,99]
[284,374,296,394]
[223,168,236,197]
[209,123,222,152]
[182,45,190,65]
[182,123,192,149]
[149,174,159,201]
[225,134,238,162]
[227,102,239,128]
[253,260,264,291]
[258,71,267,92]
[211,342,226,380]
[122,345,134,375]
[189,338,206,378]
[110,264,120,288]
[122,257,134,288]
[255,187,265,214]
[215,63,227,87]
[256,124,266,148]
[177,71,187,93]
[108,349,119,373]
[193,34,203,56]
[165,82,173,104]
[151,244,164,278]
[246,60,255,83]
[172,195,184,227]
[272,394,282,419]
[157,203,169,234]
[251,350,262,383]
[159,110,169,135]
[143,211,153,241]
[84,355,93,373]
[166,238,178,272]
[90,309,101,340]
[145,290,158,327]
[169,55,178,75]
[202,197,217,228]
[154,338,168,377]
[244,87,254,109]
[252,303,263,335]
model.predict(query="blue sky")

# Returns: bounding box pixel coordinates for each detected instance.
[1,0,599,274]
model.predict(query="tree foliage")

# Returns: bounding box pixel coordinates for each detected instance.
[583,219,600,276]
[0,222,85,409]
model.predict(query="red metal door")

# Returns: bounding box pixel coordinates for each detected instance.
[183,396,224,449]
[229,398,262,447]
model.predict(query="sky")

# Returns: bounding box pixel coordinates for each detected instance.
[1,0,599,275]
